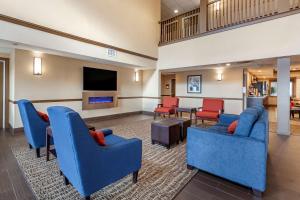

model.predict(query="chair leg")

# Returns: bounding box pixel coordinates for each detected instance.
[28,144,32,149]
[133,171,139,184]
[84,196,90,200]
[187,164,195,170]
[154,112,156,120]
[46,133,50,161]
[59,170,63,176]
[64,175,70,185]
[36,148,40,158]
[252,189,262,197]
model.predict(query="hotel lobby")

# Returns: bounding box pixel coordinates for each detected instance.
[1,0,300,200]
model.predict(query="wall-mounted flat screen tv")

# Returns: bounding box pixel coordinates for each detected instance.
[83,67,117,91]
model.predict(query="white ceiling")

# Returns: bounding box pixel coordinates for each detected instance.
[161,0,200,20]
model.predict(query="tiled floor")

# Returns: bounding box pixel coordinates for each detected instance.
[1,112,300,200]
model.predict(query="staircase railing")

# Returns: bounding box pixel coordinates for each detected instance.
[159,0,300,45]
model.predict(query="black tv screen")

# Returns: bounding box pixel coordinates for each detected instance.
[83,67,117,91]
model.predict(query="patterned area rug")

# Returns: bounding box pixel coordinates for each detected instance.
[11,119,197,200]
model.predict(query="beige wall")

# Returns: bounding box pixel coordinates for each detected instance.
[0,0,160,58]
[158,13,300,69]
[10,49,144,128]
[296,78,300,98]
[175,68,244,114]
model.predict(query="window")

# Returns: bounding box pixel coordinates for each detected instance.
[270,81,293,97]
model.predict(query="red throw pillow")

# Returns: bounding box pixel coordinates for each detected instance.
[89,130,106,146]
[228,120,238,134]
[37,111,50,123]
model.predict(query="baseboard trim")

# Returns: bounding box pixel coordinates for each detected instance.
[8,123,24,134]
[142,111,155,116]
[84,111,143,123]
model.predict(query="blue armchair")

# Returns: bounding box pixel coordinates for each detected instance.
[187,106,269,196]
[47,106,142,199]
[17,99,50,157]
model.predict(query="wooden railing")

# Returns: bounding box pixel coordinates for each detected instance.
[159,0,300,45]
[160,8,200,43]
[208,0,300,31]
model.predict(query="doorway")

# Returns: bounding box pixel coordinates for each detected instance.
[161,74,176,97]
[0,58,9,129]
[171,79,176,97]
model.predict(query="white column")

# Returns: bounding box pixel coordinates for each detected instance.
[277,57,290,135]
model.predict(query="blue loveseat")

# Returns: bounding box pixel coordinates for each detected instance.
[47,106,142,199]
[187,106,269,196]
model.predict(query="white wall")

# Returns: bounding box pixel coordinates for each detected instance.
[0,0,160,58]
[158,13,300,69]
[142,69,161,112]
[175,68,244,114]
[10,49,143,128]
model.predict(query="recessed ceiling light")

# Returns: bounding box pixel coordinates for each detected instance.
[174,9,178,14]
[226,63,231,66]
[258,70,262,73]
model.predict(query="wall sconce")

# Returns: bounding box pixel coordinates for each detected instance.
[217,72,223,81]
[33,57,42,75]
[166,84,170,89]
[134,70,139,82]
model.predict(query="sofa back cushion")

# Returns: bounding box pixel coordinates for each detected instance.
[234,108,259,137]
[203,98,224,112]
[250,111,268,142]
[251,105,264,116]
[163,97,179,108]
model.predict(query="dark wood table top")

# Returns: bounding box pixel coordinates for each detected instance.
[176,107,197,112]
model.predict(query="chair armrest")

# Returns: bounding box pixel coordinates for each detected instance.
[219,114,239,125]
[157,104,163,108]
[197,107,203,111]
[101,129,113,136]
[100,138,142,170]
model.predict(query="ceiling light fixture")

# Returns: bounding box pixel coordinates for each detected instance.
[226,63,231,66]
[174,9,178,14]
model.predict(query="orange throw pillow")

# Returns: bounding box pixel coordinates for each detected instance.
[37,111,50,123]
[228,120,238,134]
[89,130,106,146]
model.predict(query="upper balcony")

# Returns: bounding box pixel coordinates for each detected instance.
[159,0,300,46]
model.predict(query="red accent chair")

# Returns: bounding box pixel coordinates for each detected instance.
[196,98,224,124]
[154,97,179,119]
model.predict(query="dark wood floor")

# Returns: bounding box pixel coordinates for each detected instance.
[1,114,300,200]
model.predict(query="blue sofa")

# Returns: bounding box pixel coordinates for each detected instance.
[187,106,269,195]
[17,99,50,157]
[47,106,142,199]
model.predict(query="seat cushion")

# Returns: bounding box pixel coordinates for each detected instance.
[105,134,127,146]
[196,111,219,119]
[155,107,174,113]
[207,124,228,134]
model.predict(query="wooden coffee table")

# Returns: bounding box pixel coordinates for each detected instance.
[176,107,197,122]
[46,124,95,161]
